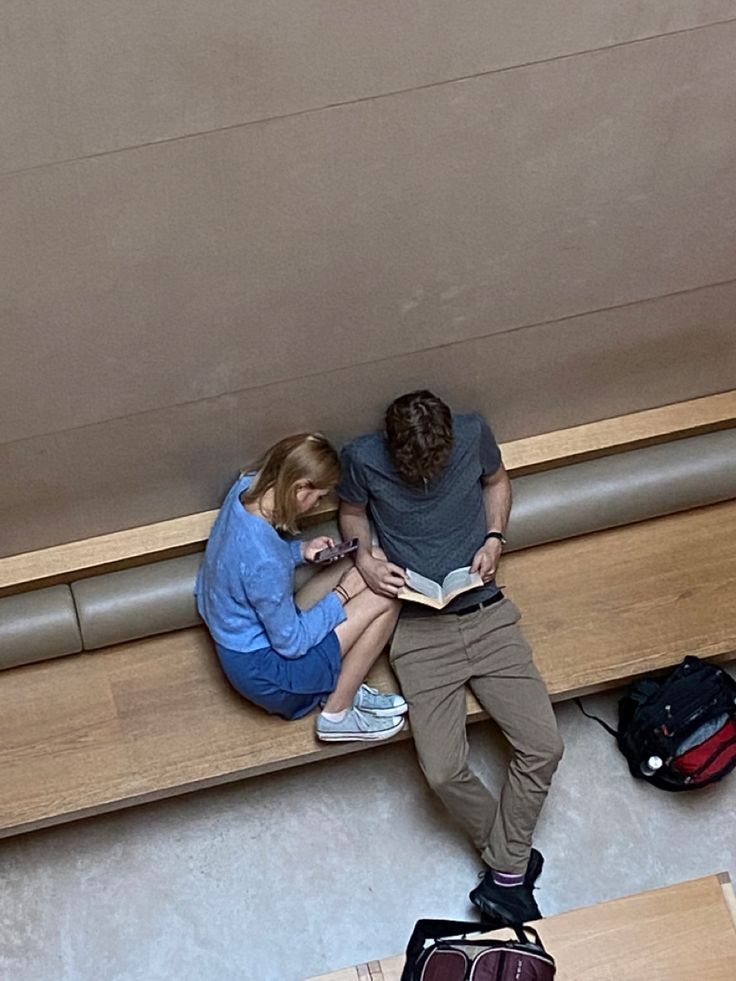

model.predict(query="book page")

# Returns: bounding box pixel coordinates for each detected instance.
[402,569,443,603]
[441,566,483,598]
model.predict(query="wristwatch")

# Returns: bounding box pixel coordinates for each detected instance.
[484,531,507,545]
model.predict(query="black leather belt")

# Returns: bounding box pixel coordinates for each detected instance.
[451,590,504,617]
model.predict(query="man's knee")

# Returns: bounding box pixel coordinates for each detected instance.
[419,755,469,797]
[519,731,564,779]
[366,589,400,617]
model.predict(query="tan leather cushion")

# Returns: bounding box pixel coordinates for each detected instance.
[72,553,203,651]
[507,428,736,550]
[0,586,82,668]
[20,429,736,658]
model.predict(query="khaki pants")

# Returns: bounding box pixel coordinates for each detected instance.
[390,597,563,873]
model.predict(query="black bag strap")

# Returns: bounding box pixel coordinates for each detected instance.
[400,917,540,981]
[627,678,661,703]
[574,697,618,737]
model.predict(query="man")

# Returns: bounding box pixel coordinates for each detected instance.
[337,390,563,923]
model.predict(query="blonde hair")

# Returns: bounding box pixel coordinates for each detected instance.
[242,433,339,533]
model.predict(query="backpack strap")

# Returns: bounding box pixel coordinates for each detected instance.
[400,916,529,981]
[574,697,618,737]
[625,678,661,706]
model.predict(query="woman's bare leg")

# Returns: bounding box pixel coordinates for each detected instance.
[295,548,402,712]
[294,557,358,610]
[296,545,389,611]
[323,591,400,712]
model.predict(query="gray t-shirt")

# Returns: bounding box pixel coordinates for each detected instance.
[337,412,503,614]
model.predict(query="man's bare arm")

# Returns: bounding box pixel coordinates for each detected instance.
[338,500,373,557]
[339,500,406,597]
[470,465,512,581]
[483,464,512,534]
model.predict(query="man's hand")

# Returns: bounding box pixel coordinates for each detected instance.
[356,551,406,597]
[303,537,335,563]
[470,539,502,582]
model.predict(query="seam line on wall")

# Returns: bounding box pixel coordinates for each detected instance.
[3,15,736,179]
[2,275,736,449]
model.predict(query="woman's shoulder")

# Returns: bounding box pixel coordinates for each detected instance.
[218,471,255,516]
[213,472,290,560]
[231,470,255,496]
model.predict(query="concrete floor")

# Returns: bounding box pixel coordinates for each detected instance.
[1,672,734,981]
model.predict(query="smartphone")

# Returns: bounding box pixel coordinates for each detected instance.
[313,538,359,563]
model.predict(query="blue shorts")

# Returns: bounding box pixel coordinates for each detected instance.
[215,631,342,721]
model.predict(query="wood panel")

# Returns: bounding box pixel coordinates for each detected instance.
[502,389,736,474]
[309,875,736,981]
[0,497,336,596]
[1,500,735,837]
[1,391,733,593]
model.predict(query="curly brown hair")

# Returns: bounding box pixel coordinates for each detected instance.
[384,390,454,485]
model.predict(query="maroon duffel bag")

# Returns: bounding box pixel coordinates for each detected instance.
[400,917,555,980]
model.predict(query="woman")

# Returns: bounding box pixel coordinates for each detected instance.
[196,433,407,742]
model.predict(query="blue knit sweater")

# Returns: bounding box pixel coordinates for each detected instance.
[195,474,346,657]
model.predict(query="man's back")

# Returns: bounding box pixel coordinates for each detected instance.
[338,412,501,610]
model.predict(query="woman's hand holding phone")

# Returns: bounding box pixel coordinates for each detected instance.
[312,538,359,563]
[303,536,335,563]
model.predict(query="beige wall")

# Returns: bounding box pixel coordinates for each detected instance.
[2,3,736,555]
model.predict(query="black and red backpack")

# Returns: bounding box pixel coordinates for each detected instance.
[578,656,736,791]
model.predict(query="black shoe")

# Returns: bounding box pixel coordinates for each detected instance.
[478,848,544,891]
[469,877,542,924]
[525,848,544,889]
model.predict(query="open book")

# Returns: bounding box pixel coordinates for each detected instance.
[398,566,484,610]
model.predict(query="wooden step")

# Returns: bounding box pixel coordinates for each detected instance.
[308,873,736,980]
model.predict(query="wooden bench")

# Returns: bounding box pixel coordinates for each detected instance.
[1,393,735,839]
[308,873,736,980]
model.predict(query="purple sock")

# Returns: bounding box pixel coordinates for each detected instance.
[491,869,524,888]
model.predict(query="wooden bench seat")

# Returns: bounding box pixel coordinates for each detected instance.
[308,873,736,980]
[2,498,735,838]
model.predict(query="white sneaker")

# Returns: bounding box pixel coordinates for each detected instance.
[315,707,405,743]
[354,684,408,717]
